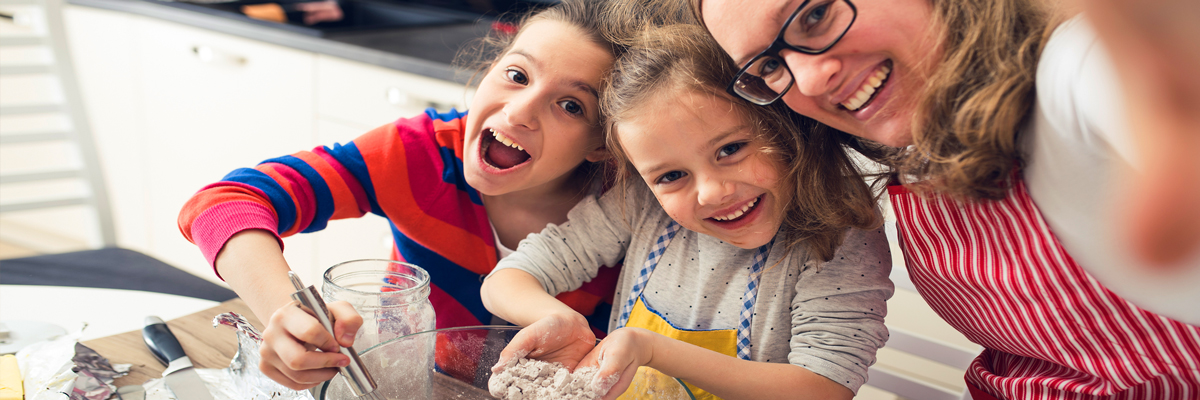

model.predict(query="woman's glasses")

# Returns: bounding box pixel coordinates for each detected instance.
[727,0,857,105]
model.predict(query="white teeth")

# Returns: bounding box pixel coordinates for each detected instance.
[489,128,524,151]
[713,197,759,221]
[841,64,892,111]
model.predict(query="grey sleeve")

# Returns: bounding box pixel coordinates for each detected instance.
[788,226,894,393]
[489,185,641,296]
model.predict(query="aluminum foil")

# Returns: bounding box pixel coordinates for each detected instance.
[209,312,315,400]
[15,330,131,400]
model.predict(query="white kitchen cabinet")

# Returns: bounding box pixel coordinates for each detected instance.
[134,17,319,282]
[63,6,470,285]
[62,5,149,254]
[316,54,472,130]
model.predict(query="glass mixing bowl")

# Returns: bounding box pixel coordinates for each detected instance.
[317,325,696,399]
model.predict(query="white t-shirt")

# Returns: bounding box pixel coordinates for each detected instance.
[1022,15,1200,324]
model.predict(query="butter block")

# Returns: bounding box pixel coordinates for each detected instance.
[0,354,20,400]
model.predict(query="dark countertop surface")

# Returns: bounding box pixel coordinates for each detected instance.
[68,0,493,83]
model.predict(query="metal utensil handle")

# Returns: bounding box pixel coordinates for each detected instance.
[287,272,378,396]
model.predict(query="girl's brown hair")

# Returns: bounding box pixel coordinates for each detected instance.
[602,23,880,262]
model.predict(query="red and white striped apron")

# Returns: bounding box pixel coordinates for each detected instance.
[888,175,1200,400]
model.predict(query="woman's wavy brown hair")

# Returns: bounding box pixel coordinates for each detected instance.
[897,0,1058,199]
[691,0,1060,200]
[602,23,880,262]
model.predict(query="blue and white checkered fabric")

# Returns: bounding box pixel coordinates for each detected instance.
[736,241,773,360]
[617,221,681,328]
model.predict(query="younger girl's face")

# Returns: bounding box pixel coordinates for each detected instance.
[703,0,940,147]
[617,90,791,249]
[463,20,612,196]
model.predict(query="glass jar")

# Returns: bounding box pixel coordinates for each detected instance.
[322,259,436,349]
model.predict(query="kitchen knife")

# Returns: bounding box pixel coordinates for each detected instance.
[142,316,216,400]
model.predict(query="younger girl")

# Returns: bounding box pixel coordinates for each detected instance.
[481,24,891,400]
[177,0,626,390]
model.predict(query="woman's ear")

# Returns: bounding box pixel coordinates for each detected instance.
[585,145,611,163]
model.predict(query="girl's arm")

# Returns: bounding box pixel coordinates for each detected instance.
[482,268,597,370]
[482,184,645,369]
[178,122,405,389]
[585,327,852,400]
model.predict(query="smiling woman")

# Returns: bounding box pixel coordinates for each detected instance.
[697,0,1200,399]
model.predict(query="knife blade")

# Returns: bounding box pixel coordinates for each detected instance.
[142,316,216,400]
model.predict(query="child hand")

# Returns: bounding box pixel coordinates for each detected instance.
[494,312,596,372]
[259,300,363,390]
[579,327,655,400]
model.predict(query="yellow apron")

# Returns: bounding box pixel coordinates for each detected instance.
[615,298,736,400]
[614,221,772,400]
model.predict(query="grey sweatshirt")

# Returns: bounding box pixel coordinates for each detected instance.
[491,182,894,393]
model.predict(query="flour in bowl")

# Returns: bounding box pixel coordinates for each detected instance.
[488,357,613,400]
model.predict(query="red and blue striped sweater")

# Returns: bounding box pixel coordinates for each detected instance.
[179,109,620,334]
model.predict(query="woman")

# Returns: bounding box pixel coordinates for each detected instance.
[694,0,1200,399]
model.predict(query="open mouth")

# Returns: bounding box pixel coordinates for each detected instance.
[480,128,531,170]
[840,60,892,112]
[708,195,763,224]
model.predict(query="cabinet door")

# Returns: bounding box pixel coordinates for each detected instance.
[63,6,151,254]
[135,17,318,282]
[316,54,472,129]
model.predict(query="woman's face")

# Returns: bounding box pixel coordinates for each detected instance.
[703,0,941,147]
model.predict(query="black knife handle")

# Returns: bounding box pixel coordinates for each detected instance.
[142,316,187,366]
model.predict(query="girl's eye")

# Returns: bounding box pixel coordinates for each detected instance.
[718,142,745,158]
[558,100,584,116]
[505,69,528,85]
[657,171,687,184]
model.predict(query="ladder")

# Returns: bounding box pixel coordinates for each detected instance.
[0,0,115,250]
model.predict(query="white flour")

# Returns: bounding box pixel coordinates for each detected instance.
[488,357,612,400]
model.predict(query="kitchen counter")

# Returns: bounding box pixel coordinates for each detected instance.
[66,0,492,83]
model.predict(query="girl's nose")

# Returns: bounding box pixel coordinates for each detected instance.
[504,92,540,131]
[697,176,735,207]
[784,50,841,98]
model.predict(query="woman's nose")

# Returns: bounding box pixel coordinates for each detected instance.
[784,50,840,98]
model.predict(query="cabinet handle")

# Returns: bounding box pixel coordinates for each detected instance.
[192,45,247,66]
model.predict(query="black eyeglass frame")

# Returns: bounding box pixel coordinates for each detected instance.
[726,0,858,105]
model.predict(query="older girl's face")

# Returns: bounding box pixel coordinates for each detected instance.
[703,0,940,147]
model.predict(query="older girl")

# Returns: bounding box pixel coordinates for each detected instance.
[178,0,627,389]
[698,0,1200,398]
[482,24,890,400]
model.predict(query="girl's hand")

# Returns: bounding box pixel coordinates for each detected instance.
[579,327,656,400]
[494,312,596,372]
[258,300,363,390]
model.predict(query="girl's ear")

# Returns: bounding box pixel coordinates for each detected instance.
[585,145,611,163]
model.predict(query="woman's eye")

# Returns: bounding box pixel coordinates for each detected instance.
[657,171,686,184]
[505,69,528,85]
[558,100,583,116]
[757,58,783,77]
[718,142,745,158]
[802,3,829,29]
